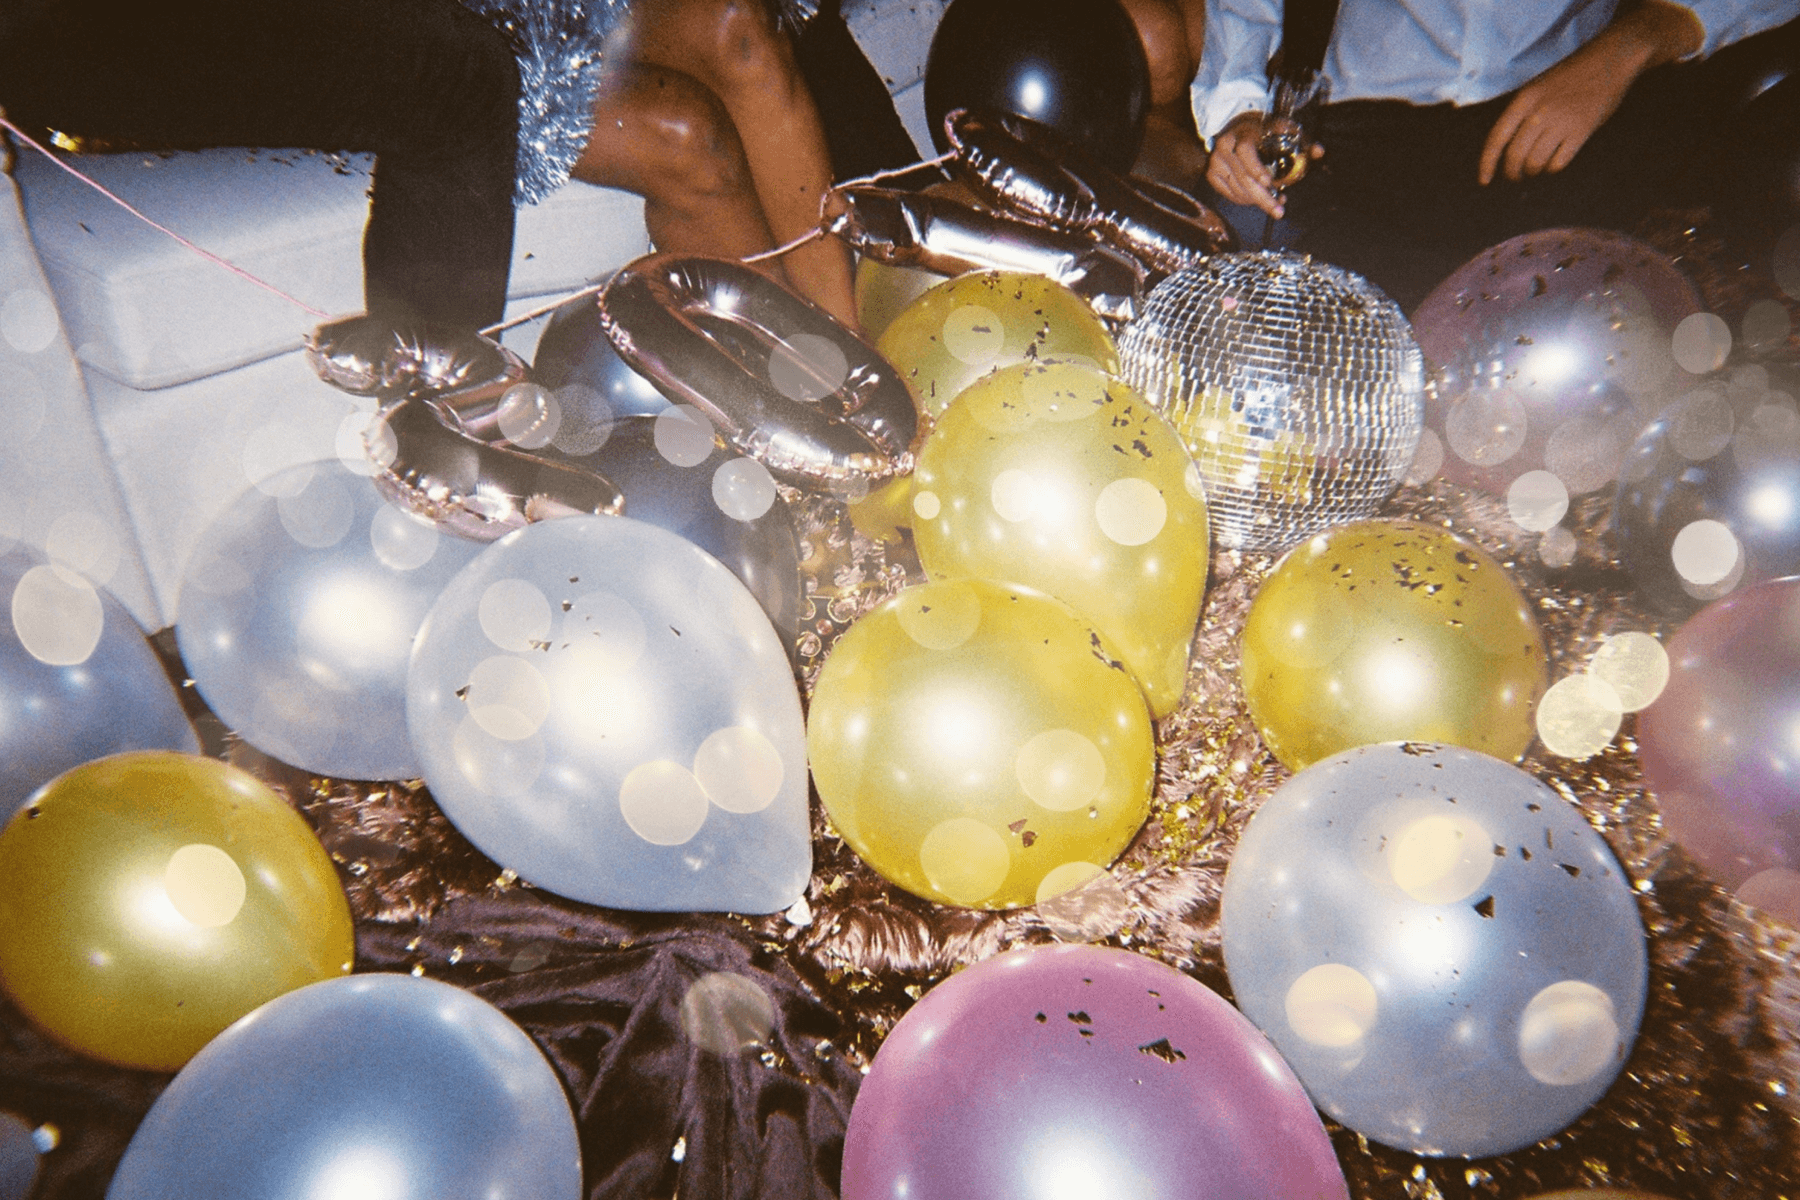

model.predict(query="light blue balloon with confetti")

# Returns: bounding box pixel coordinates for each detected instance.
[0,549,197,822]
[1221,741,1648,1158]
[407,514,810,913]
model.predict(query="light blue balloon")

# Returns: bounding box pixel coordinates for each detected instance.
[176,461,484,780]
[0,550,197,823]
[107,974,580,1200]
[1220,742,1648,1158]
[408,515,810,913]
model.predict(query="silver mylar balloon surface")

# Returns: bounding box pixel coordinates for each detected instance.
[176,460,484,780]
[1221,742,1647,1158]
[0,550,197,822]
[1118,251,1424,552]
[107,974,579,1200]
[407,515,810,913]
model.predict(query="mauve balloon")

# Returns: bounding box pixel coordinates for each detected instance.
[841,944,1348,1200]
[1638,575,1800,887]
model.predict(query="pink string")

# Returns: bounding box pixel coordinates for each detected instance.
[1,115,332,319]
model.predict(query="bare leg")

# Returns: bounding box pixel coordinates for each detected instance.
[574,63,781,272]
[1120,0,1211,190]
[610,0,858,325]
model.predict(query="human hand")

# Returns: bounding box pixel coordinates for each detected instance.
[1206,110,1321,219]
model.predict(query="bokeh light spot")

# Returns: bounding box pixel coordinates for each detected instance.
[369,503,440,571]
[1094,478,1167,545]
[653,405,716,467]
[895,582,981,650]
[1507,470,1569,532]
[912,488,942,520]
[1387,813,1495,904]
[11,564,102,666]
[496,383,561,450]
[1015,729,1107,812]
[693,726,784,814]
[1672,312,1731,375]
[618,760,711,845]
[164,844,246,928]
[276,474,355,550]
[1536,673,1625,759]
[0,288,58,353]
[1518,980,1619,1086]
[919,817,1011,905]
[1285,963,1379,1047]
[478,578,553,651]
[1670,519,1741,586]
[680,972,776,1054]
[450,714,544,797]
[942,304,1006,366]
[768,333,850,403]
[712,458,778,521]
[1589,632,1669,712]
[466,655,552,740]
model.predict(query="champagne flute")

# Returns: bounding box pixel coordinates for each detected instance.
[1257,73,1329,192]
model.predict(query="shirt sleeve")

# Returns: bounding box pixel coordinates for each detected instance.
[1664,0,1798,57]
[1190,0,1284,143]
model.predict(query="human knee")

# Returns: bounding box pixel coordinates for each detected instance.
[680,0,799,100]
[636,72,755,202]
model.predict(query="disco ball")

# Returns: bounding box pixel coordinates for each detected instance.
[1412,228,1699,514]
[1118,252,1424,552]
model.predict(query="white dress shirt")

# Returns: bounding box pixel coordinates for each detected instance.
[1191,0,1800,141]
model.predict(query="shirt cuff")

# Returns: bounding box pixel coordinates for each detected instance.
[1193,79,1272,145]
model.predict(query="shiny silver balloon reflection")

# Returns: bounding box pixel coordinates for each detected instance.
[106,974,580,1200]
[1118,252,1424,552]
[406,515,811,913]
[1220,742,1647,1158]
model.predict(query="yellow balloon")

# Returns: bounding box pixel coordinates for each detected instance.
[878,270,1120,423]
[847,472,917,543]
[855,257,947,343]
[1240,518,1548,769]
[808,579,1154,909]
[0,751,355,1070]
[911,360,1209,717]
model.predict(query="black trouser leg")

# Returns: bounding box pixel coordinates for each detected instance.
[0,0,521,329]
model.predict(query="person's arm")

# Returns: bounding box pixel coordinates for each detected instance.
[1195,0,1299,216]
[1477,0,1703,185]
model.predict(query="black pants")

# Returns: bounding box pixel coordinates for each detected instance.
[0,0,521,329]
[1280,18,1800,311]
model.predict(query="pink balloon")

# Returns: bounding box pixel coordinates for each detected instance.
[1639,575,1800,887]
[1412,229,1700,501]
[841,944,1347,1200]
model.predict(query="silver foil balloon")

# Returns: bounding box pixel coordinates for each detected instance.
[600,254,918,492]
[407,515,811,913]
[0,550,197,823]
[1118,252,1425,552]
[1221,742,1648,1158]
[106,974,580,1200]
[944,108,1235,278]
[176,461,484,781]
[308,315,626,541]
[825,185,1144,324]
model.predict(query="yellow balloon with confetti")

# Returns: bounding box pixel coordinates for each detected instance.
[910,360,1209,717]
[1240,518,1549,769]
[878,270,1120,423]
[807,579,1155,910]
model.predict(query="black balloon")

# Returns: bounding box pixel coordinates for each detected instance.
[532,290,670,420]
[1613,372,1800,616]
[923,0,1151,173]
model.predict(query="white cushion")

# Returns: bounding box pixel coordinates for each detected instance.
[844,0,948,93]
[15,147,647,391]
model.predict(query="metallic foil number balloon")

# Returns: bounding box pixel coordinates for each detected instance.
[0,549,197,823]
[842,944,1349,1200]
[911,360,1209,717]
[1119,251,1425,552]
[879,270,1121,424]
[1240,518,1548,770]
[1222,742,1649,1158]
[1637,575,1800,888]
[407,515,811,913]
[0,752,354,1071]
[1414,228,1699,506]
[108,975,580,1200]
[177,460,485,781]
[807,579,1154,909]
